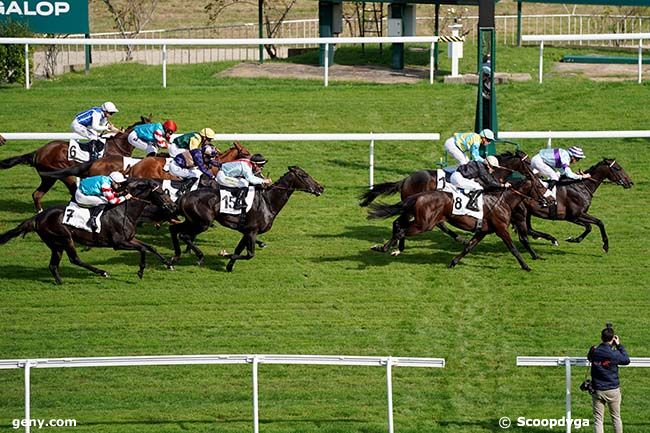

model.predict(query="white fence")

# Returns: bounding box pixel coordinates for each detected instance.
[517,356,650,433]
[0,353,445,433]
[0,36,446,89]
[522,32,650,84]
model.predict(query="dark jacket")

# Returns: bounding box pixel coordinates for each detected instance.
[457,161,501,189]
[588,343,630,391]
[173,147,214,178]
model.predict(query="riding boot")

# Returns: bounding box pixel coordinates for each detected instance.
[87,205,106,232]
[548,202,558,220]
[466,191,480,212]
[234,188,248,210]
[92,140,104,160]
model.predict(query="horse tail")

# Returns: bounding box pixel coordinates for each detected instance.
[40,161,94,179]
[358,179,404,207]
[0,217,36,245]
[0,151,35,169]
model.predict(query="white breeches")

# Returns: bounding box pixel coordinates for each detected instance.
[444,137,469,165]
[530,154,559,181]
[168,142,184,158]
[450,172,482,191]
[71,120,99,141]
[216,171,249,188]
[75,190,108,207]
[127,130,158,154]
[169,163,202,179]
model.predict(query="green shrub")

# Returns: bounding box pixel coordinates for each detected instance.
[0,20,33,84]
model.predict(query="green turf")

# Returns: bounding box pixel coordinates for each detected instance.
[0,46,649,433]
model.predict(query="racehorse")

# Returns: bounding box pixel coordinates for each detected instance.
[169,166,324,271]
[0,179,176,284]
[0,116,150,212]
[0,135,6,146]
[367,176,546,271]
[512,158,633,254]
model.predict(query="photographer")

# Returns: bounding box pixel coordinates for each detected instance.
[587,324,630,433]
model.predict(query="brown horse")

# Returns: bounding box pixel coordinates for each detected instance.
[125,141,251,180]
[0,116,150,212]
[512,158,633,255]
[0,135,6,146]
[367,177,546,271]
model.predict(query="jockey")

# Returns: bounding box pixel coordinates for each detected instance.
[169,144,219,180]
[216,154,272,210]
[169,127,216,157]
[75,171,132,232]
[450,155,510,212]
[443,129,495,165]
[70,102,120,160]
[128,119,177,157]
[531,146,591,200]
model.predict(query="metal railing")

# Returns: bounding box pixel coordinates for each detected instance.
[0,353,445,433]
[517,356,650,433]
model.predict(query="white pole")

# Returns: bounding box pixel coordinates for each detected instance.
[564,358,572,433]
[252,356,259,433]
[24,361,31,433]
[369,134,375,189]
[24,44,30,90]
[386,357,394,433]
[162,44,167,88]
[430,42,435,84]
[638,39,643,84]
[539,41,544,84]
[547,135,553,148]
[324,43,330,87]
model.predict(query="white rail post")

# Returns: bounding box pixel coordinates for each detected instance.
[252,356,259,433]
[24,361,31,433]
[430,42,435,84]
[547,135,553,148]
[162,44,167,88]
[369,133,375,189]
[386,357,394,433]
[24,44,30,90]
[564,358,572,433]
[324,43,330,87]
[539,41,544,84]
[638,39,643,84]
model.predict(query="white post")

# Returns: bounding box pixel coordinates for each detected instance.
[324,43,330,87]
[448,24,463,78]
[564,358,572,433]
[24,44,30,90]
[162,44,167,88]
[24,361,31,433]
[369,134,375,189]
[638,39,643,84]
[539,41,544,84]
[547,135,553,148]
[252,356,259,433]
[386,357,394,433]
[430,42,435,84]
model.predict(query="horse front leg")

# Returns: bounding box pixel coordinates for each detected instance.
[448,231,486,268]
[527,209,559,246]
[512,207,541,260]
[64,240,108,278]
[571,213,608,252]
[436,222,469,245]
[495,225,532,271]
[47,247,64,284]
[33,175,57,213]
[226,232,256,272]
[115,238,173,279]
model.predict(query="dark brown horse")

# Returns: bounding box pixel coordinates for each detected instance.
[0,179,176,284]
[170,166,324,271]
[512,158,633,255]
[0,116,150,212]
[367,177,546,271]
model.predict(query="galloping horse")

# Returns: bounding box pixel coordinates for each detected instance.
[170,166,324,271]
[512,158,633,254]
[0,116,150,212]
[0,179,176,284]
[367,176,547,271]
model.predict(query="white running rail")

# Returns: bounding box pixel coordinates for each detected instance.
[0,353,445,433]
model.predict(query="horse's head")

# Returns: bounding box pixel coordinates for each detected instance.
[277,166,324,196]
[122,114,153,133]
[589,158,634,189]
[124,179,177,214]
[497,150,530,173]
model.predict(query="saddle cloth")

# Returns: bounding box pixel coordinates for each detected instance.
[62,202,104,233]
[450,190,484,220]
[67,139,105,163]
[123,157,141,171]
[162,178,200,202]
[219,186,255,215]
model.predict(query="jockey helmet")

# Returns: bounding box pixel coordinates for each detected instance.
[200,128,216,140]
[109,171,127,183]
[485,155,500,168]
[479,129,495,142]
[163,120,177,134]
[102,101,118,113]
[482,65,491,75]
[567,146,585,160]
[250,154,267,166]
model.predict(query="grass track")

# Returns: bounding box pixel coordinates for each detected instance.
[0,48,649,432]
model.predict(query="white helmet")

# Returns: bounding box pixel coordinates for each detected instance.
[567,146,585,160]
[485,155,500,168]
[102,101,119,113]
[480,129,495,141]
[109,171,126,183]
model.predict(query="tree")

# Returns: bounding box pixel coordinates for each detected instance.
[0,20,32,85]
[205,0,297,59]
[98,0,158,60]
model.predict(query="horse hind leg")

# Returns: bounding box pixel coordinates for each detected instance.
[226,234,255,272]
[448,232,487,269]
[371,215,409,254]
[33,175,57,213]
[48,248,64,284]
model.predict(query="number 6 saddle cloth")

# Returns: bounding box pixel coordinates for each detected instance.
[63,201,105,232]
[67,139,106,163]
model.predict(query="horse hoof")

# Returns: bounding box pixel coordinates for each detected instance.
[390,250,401,257]
[197,258,205,266]
[603,246,609,253]
[565,237,578,243]
[137,271,144,279]
[218,250,229,257]
[370,244,384,252]
[257,241,267,249]
[100,271,109,278]
[170,256,179,264]
[167,265,174,271]
[552,240,559,247]
[523,265,532,272]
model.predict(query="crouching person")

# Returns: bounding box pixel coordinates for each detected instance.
[216,154,272,210]
[75,171,132,232]
[449,155,510,212]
